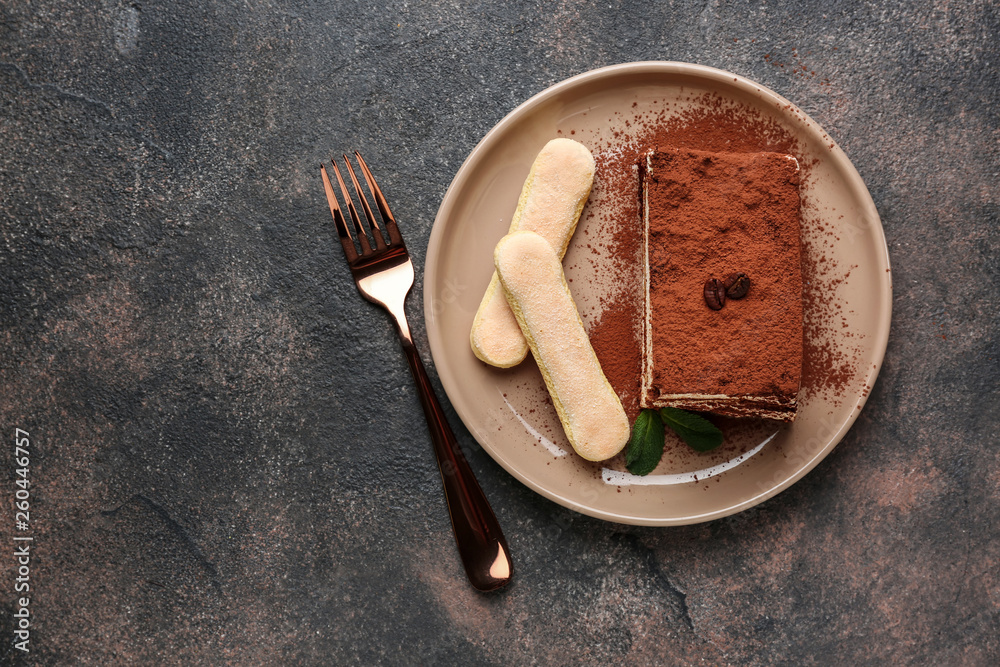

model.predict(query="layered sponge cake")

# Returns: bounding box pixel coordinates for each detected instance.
[640,147,804,421]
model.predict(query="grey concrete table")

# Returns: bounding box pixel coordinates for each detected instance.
[2,1,998,664]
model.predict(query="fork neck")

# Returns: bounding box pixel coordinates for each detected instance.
[384,297,414,347]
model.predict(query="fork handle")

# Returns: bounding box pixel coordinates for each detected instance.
[398,337,513,592]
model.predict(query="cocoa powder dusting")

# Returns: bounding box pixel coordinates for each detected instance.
[586,140,643,421]
[587,287,642,420]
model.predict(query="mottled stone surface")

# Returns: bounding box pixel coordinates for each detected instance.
[1,1,998,664]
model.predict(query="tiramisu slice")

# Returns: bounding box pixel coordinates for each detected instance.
[640,147,803,421]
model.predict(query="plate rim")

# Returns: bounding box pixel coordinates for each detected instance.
[423,61,892,525]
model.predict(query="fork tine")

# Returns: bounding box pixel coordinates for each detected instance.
[355,151,403,246]
[320,163,359,264]
[343,154,388,250]
[330,159,374,256]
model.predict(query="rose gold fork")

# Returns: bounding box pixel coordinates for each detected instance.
[320,152,512,592]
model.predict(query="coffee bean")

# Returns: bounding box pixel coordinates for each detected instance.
[704,278,726,310]
[724,272,750,299]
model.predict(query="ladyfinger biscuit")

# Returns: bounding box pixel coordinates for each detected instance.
[470,138,596,368]
[494,231,629,462]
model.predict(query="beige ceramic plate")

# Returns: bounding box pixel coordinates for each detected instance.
[423,62,891,526]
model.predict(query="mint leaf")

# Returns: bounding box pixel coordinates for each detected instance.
[625,409,665,476]
[659,407,723,452]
